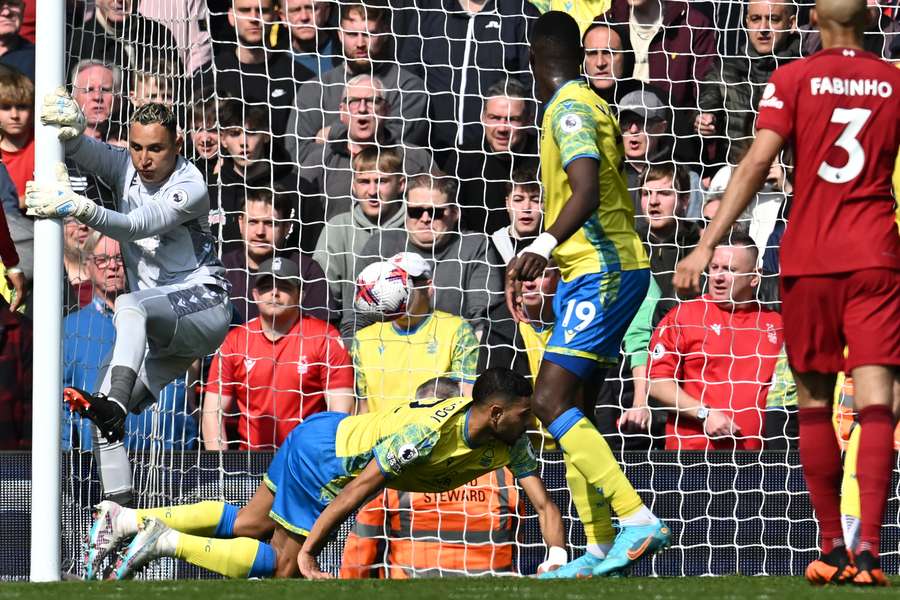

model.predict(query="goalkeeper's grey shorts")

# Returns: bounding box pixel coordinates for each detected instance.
[96,282,232,410]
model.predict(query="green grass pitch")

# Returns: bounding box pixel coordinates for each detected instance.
[3,577,899,600]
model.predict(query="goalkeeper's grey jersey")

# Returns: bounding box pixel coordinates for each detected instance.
[64,136,227,292]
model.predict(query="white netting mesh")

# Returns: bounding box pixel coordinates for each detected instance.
[46,0,900,581]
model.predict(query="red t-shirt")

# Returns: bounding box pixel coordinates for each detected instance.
[206,316,354,450]
[647,297,784,450]
[1,137,34,201]
[755,48,900,276]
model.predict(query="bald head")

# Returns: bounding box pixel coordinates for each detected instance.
[816,0,867,31]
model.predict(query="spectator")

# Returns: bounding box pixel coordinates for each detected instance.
[608,0,716,154]
[352,252,479,413]
[186,90,221,181]
[442,78,538,234]
[71,59,119,140]
[636,163,701,317]
[582,18,642,108]
[62,216,93,313]
[647,234,784,450]
[127,54,180,108]
[356,173,496,333]
[276,0,337,76]
[0,298,29,449]
[0,68,32,205]
[287,2,429,160]
[299,74,433,219]
[0,0,32,81]
[800,0,899,59]
[213,0,311,136]
[203,257,354,450]
[695,0,800,165]
[478,262,559,381]
[394,0,538,150]
[487,166,543,267]
[139,0,212,77]
[222,189,331,323]
[63,234,197,451]
[313,147,406,339]
[66,0,182,79]
[342,468,524,577]
[209,100,323,254]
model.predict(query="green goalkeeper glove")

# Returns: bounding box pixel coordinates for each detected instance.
[41,86,86,141]
[25,162,97,220]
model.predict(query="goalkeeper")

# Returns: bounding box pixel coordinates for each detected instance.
[28,89,231,506]
[85,370,566,580]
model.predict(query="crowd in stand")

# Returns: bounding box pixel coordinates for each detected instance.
[0,1,898,465]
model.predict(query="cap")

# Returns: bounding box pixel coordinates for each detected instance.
[254,256,302,289]
[705,165,733,199]
[388,251,432,279]
[617,90,667,122]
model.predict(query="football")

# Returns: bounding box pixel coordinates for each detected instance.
[354,259,413,318]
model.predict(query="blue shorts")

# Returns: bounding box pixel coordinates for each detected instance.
[545,269,650,378]
[264,411,350,536]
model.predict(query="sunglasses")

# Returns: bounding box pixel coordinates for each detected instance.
[406,206,448,220]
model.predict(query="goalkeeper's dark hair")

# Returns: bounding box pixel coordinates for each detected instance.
[532,11,583,66]
[130,102,177,138]
[415,377,462,401]
[472,368,532,406]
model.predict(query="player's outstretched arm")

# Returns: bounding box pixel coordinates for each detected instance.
[518,474,567,574]
[673,129,785,296]
[298,459,387,580]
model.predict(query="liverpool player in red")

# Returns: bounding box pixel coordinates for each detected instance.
[675,0,899,587]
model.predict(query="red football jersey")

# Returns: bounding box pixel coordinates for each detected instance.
[755,48,900,276]
[647,297,784,451]
[207,316,354,450]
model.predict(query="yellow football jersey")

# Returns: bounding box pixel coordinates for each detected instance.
[351,311,479,413]
[530,0,612,35]
[541,80,649,281]
[334,396,539,492]
[518,322,553,380]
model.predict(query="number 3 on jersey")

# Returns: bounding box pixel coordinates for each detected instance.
[818,107,871,184]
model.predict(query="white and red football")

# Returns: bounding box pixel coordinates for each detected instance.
[354,260,412,318]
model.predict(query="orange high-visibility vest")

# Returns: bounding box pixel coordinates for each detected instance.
[340,468,522,578]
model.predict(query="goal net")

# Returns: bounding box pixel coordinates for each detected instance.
[39,0,900,582]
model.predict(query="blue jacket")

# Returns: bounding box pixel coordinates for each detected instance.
[62,296,198,450]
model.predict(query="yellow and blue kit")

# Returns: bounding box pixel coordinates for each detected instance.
[540,79,650,377]
[263,396,539,536]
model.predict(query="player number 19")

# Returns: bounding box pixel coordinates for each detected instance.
[561,299,596,332]
[817,107,871,184]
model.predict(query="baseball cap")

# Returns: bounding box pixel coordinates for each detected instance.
[388,252,432,279]
[254,256,302,289]
[705,165,733,199]
[617,90,667,122]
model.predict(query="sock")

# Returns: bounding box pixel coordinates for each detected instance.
[108,365,137,412]
[585,543,613,559]
[798,406,844,553]
[175,533,275,578]
[137,501,240,538]
[840,425,861,549]
[92,427,133,505]
[548,407,644,519]
[563,451,615,546]
[855,405,895,557]
[618,505,659,527]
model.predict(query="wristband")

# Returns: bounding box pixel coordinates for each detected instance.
[518,232,558,260]
[546,546,567,565]
[6,267,22,275]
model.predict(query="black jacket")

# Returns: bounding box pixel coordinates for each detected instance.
[208,143,324,255]
[636,218,701,325]
[697,34,801,163]
[394,0,538,150]
[441,136,539,234]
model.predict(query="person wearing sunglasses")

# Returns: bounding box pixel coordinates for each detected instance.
[355,172,497,336]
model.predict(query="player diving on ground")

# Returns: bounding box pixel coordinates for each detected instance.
[82,371,566,580]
